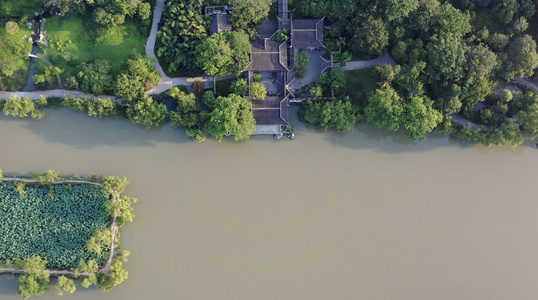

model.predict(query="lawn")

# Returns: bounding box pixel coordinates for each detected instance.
[0,181,110,269]
[215,78,235,96]
[0,24,33,91]
[44,16,148,78]
[344,69,380,108]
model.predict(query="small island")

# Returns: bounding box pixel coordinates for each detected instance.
[0,169,136,299]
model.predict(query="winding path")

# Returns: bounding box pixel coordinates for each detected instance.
[143,0,212,96]
[337,52,397,71]
[514,77,538,93]
[0,0,212,101]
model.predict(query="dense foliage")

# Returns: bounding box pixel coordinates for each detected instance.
[115,54,162,103]
[169,87,208,143]
[0,181,110,269]
[294,0,538,145]
[195,30,252,78]
[296,51,309,78]
[40,0,151,26]
[2,95,47,119]
[157,0,210,75]
[230,0,271,28]
[299,99,360,132]
[126,97,168,129]
[203,93,256,141]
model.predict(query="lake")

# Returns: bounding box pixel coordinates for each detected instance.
[1,107,537,299]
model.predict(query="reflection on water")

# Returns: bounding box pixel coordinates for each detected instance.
[1,107,537,300]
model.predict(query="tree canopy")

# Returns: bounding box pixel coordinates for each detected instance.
[230,0,272,28]
[204,94,256,141]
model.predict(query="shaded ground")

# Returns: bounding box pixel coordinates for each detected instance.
[292,49,324,90]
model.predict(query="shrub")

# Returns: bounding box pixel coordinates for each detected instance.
[5,21,19,35]
[253,73,263,82]
[250,82,267,100]
[296,51,309,78]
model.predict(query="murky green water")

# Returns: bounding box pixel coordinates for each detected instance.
[1,107,537,299]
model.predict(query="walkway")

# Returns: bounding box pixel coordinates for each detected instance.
[514,77,538,93]
[337,52,397,71]
[0,0,212,100]
[144,0,213,96]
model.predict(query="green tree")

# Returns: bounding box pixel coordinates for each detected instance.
[18,256,50,300]
[319,67,346,92]
[196,31,252,84]
[126,97,168,129]
[87,230,112,256]
[204,94,256,141]
[296,0,331,18]
[115,74,145,103]
[195,32,233,92]
[365,87,403,131]
[78,59,113,95]
[231,78,249,96]
[168,88,208,142]
[384,0,419,22]
[3,95,45,119]
[296,51,309,78]
[487,33,510,52]
[465,44,497,79]
[401,94,443,140]
[299,99,359,132]
[310,85,323,98]
[97,252,130,292]
[107,196,137,226]
[230,0,271,28]
[351,16,389,57]
[55,276,76,296]
[103,176,129,195]
[250,82,267,100]
[503,34,538,80]
[115,54,161,103]
[74,260,99,288]
[226,30,252,75]
[426,33,467,85]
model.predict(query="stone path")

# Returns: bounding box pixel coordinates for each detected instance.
[337,52,397,71]
[0,0,212,100]
[514,77,538,93]
[144,0,213,96]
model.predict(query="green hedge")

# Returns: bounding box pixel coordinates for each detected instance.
[0,182,110,269]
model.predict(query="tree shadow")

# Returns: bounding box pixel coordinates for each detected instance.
[0,108,194,148]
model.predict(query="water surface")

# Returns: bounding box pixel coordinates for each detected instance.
[1,107,537,299]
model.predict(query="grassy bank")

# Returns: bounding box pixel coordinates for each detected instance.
[44,16,147,77]
[344,69,379,107]
[0,25,33,91]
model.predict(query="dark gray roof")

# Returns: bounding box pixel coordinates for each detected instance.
[291,18,325,49]
[210,13,232,35]
[250,96,289,125]
[247,39,288,71]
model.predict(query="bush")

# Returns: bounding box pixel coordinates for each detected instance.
[296,51,309,78]
[231,78,249,96]
[5,21,19,35]
[253,73,263,82]
[250,82,267,100]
